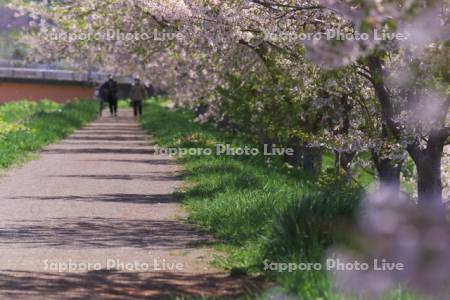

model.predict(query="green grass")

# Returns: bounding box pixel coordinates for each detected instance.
[140,99,423,300]
[0,100,59,123]
[0,99,98,169]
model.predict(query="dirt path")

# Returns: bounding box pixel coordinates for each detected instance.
[0,109,258,299]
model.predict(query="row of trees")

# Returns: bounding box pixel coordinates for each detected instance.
[17,0,449,205]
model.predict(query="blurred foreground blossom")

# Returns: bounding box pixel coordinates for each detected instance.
[329,187,450,298]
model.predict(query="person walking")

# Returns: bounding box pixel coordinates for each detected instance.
[99,75,119,116]
[129,77,148,117]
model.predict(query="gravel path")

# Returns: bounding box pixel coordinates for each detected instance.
[0,109,258,299]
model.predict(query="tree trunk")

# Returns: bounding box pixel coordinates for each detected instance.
[407,129,446,206]
[303,146,322,176]
[415,154,442,206]
[333,94,357,183]
[372,151,402,194]
[284,142,302,167]
[378,159,402,191]
[335,150,357,184]
[408,134,448,207]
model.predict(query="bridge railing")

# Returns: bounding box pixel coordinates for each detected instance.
[0,66,107,83]
[0,60,135,85]
[0,59,75,70]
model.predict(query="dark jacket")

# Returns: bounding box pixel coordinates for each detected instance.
[99,79,118,101]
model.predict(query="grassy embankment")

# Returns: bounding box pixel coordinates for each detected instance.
[141,99,422,300]
[0,99,98,169]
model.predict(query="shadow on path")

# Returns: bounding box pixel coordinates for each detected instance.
[11,194,179,204]
[0,217,210,249]
[80,159,177,165]
[51,173,182,181]
[43,148,156,155]
[0,270,263,299]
